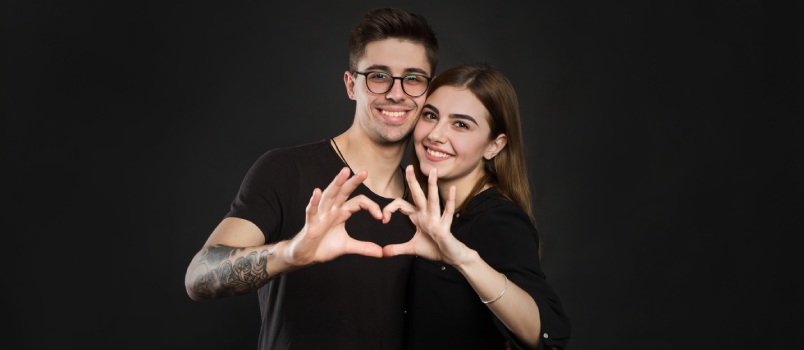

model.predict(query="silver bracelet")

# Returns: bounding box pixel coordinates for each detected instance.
[481,273,508,304]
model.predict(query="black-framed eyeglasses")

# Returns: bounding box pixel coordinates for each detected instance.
[353,71,432,97]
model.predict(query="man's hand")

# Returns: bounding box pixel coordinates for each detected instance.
[283,167,384,267]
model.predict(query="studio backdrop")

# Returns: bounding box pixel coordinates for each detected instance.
[3,1,801,349]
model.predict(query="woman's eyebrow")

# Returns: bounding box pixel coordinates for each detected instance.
[423,104,439,114]
[450,113,479,126]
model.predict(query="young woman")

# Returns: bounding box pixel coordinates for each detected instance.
[383,63,571,349]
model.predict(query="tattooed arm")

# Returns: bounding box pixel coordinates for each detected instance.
[185,168,385,301]
[184,217,293,300]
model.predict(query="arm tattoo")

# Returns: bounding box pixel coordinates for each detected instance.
[192,245,273,299]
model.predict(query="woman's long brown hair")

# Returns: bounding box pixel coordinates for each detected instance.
[413,62,535,225]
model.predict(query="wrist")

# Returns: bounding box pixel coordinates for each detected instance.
[452,248,481,273]
[271,240,300,273]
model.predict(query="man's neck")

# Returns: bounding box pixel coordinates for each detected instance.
[331,130,409,199]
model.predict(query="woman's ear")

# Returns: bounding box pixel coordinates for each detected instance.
[484,134,508,160]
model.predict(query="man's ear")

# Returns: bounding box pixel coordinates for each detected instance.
[344,71,356,100]
[484,134,508,160]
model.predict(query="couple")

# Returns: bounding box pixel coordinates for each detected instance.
[184,7,570,350]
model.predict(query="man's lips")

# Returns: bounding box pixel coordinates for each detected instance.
[380,109,406,118]
[377,108,411,124]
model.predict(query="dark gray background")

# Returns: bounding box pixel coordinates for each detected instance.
[3,0,802,349]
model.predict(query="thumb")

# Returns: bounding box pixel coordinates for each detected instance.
[382,242,416,257]
[343,238,383,258]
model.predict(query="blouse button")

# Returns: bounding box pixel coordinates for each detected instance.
[543,333,549,339]
[440,266,446,271]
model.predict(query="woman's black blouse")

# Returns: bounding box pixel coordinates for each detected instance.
[404,188,571,350]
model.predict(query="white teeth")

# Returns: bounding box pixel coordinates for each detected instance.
[427,148,450,158]
[381,110,406,117]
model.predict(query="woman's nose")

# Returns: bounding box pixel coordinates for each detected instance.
[427,123,447,143]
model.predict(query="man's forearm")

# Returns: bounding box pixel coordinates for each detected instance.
[185,242,292,300]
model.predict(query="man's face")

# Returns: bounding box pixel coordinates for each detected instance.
[345,38,431,144]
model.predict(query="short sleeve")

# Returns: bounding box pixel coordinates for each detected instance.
[226,149,300,242]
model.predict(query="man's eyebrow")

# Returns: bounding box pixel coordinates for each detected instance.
[362,65,429,75]
[404,67,429,75]
[363,64,390,72]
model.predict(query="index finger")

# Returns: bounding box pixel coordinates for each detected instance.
[318,167,351,209]
[319,167,365,210]
[335,169,368,204]
[442,185,456,221]
[382,198,417,224]
[427,167,441,214]
[405,165,427,209]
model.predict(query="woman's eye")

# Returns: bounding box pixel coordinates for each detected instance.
[454,121,468,129]
[422,112,437,120]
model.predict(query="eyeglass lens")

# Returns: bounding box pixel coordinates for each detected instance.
[364,72,428,97]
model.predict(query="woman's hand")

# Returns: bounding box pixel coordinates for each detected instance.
[382,165,473,266]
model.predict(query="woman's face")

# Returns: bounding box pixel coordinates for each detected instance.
[413,86,502,190]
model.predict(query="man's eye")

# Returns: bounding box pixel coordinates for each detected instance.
[405,75,425,84]
[370,72,390,80]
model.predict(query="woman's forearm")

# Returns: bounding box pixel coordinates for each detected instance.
[453,249,542,349]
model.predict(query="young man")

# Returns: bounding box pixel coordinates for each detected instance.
[184,7,438,350]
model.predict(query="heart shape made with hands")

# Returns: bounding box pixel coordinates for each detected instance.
[289,166,469,267]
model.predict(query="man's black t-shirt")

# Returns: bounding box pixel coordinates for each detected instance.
[227,140,414,350]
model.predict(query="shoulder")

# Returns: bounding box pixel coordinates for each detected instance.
[464,188,535,231]
[246,139,350,190]
[239,140,332,185]
[456,188,539,245]
[248,139,334,172]
[457,188,541,266]
[257,139,331,162]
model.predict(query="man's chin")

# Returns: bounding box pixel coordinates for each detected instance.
[377,131,413,145]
